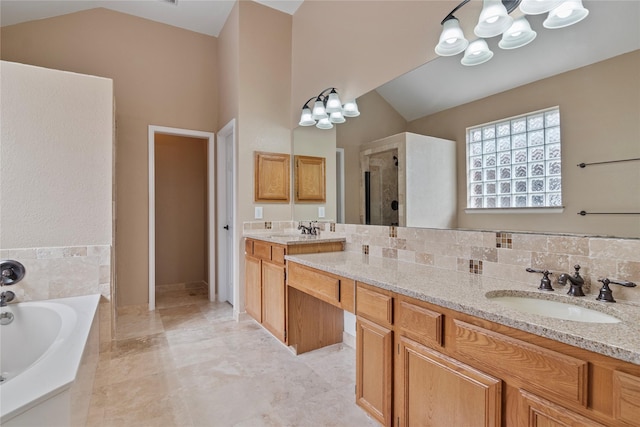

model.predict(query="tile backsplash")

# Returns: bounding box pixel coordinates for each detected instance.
[1,244,114,349]
[244,221,640,304]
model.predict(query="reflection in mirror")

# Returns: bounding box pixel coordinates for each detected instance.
[292,126,337,222]
[294,0,640,238]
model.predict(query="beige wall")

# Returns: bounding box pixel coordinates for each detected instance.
[237,1,293,223]
[336,90,407,224]
[154,134,208,287]
[218,2,240,129]
[407,51,640,238]
[1,8,218,306]
[0,61,113,248]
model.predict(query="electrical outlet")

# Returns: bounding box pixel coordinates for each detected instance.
[318,206,325,218]
[255,207,263,219]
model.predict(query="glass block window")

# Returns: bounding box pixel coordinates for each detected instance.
[467,107,562,209]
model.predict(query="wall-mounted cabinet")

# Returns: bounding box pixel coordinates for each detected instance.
[294,155,326,203]
[254,151,290,203]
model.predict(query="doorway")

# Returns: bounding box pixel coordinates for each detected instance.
[148,126,216,311]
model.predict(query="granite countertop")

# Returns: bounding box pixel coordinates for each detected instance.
[244,231,346,246]
[285,251,640,365]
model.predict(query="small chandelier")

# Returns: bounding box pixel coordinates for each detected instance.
[298,88,360,130]
[435,0,589,66]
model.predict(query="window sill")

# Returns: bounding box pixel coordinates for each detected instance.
[465,207,565,215]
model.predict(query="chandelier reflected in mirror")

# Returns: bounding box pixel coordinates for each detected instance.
[435,0,589,66]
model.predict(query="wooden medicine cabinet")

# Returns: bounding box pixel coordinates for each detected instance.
[254,151,290,203]
[294,155,326,203]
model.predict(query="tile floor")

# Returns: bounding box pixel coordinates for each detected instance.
[87,283,379,426]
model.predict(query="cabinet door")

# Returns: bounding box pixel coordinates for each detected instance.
[245,255,262,322]
[518,390,605,427]
[356,317,393,427]
[262,261,286,342]
[395,336,501,427]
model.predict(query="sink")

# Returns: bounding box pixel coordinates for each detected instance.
[486,294,621,323]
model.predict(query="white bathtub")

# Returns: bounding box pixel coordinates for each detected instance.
[0,294,100,426]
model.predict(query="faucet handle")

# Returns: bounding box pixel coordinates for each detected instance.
[573,264,582,276]
[526,268,554,291]
[596,277,637,303]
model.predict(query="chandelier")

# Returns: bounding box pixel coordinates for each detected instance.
[298,88,360,130]
[435,0,589,66]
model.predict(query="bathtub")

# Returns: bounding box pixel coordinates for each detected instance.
[0,294,100,426]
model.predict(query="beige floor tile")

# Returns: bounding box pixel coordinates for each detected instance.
[90,289,378,427]
[159,303,211,331]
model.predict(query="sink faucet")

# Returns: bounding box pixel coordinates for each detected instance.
[557,265,585,296]
[298,222,312,235]
[298,221,320,236]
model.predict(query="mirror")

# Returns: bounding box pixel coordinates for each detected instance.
[293,0,640,238]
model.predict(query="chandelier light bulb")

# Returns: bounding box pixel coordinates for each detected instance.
[325,90,342,113]
[342,99,360,117]
[543,0,589,29]
[435,17,469,56]
[311,99,328,120]
[298,107,316,126]
[316,117,333,130]
[474,0,513,38]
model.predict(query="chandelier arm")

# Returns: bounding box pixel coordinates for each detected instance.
[441,0,471,25]
[440,0,522,25]
[301,97,316,109]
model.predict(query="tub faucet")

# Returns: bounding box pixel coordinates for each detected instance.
[557,265,585,297]
[0,291,15,307]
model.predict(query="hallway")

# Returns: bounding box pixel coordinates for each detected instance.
[88,283,378,426]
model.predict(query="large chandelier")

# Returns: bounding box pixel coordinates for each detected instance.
[435,0,589,66]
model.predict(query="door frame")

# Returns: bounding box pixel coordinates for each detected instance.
[216,119,237,309]
[148,125,216,311]
[336,147,346,223]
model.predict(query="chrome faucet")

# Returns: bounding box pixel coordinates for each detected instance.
[0,291,15,307]
[557,265,585,296]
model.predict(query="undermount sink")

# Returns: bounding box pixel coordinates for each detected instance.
[486,294,621,323]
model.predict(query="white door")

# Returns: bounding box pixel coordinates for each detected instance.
[217,121,235,305]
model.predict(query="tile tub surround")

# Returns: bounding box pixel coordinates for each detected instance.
[286,250,640,365]
[0,245,114,349]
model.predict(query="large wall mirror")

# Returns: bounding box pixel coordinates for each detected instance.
[293,0,640,238]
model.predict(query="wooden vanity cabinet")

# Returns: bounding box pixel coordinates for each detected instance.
[244,239,286,342]
[244,239,345,345]
[355,283,394,427]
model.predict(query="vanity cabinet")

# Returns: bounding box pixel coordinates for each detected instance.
[357,285,640,427]
[355,283,394,427]
[244,238,344,344]
[395,335,501,427]
[244,239,286,341]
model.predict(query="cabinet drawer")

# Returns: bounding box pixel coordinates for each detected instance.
[288,262,341,306]
[253,240,272,260]
[245,238,254,255]
[453,320,588,407]
[356,284,393,327]
[613,371,640,425]
[396,299,443,348]
[271,245,286,265]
